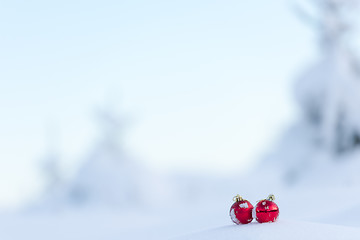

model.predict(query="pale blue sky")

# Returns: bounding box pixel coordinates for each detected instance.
[0,0,317,208]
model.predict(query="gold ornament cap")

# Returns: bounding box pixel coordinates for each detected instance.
[266,194,275,201]
[233,194,244,202]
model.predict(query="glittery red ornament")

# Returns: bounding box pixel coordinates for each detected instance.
[229,195,254,224]
[255,194,279,223]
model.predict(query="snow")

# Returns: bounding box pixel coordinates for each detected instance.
[239,202,249,208]
[173,220,360,240]
[0,182,359,240]
[230,208,240,224]
[2,177,358,240]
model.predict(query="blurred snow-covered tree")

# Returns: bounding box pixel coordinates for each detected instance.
[294,0,360,154]
[258,0,360,186]
[66,105,142,207]
[41,124,63,193]
[34,99,180,211]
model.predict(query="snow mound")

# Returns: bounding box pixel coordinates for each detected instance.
[173,220,360,240]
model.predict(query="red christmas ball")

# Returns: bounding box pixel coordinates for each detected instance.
[229,195,254,224]
[255,195,279,223]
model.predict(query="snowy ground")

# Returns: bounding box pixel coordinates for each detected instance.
[173,220,360,240]
[2,151,360,240]
[2,179,360,240]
